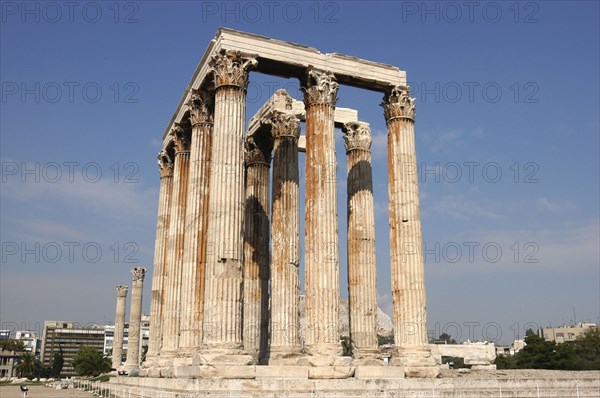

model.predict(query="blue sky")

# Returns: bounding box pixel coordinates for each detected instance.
[1,1,598,345]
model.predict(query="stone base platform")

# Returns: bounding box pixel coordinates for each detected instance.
[110,370,600,398]
[141,365,402,380]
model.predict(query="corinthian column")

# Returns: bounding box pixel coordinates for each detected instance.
[147,151,173,361]
[202,50,256,361]
[112,285,128,370]
[242,136,271,361]
[161,126,191,357]
[269,112,302,361]
[382,86,437,376]
[125,267,146,370]
[302,68,342,359]
[342,121,378,358]
[179,91,213,354]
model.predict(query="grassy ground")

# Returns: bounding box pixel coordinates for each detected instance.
[0,380,46,386]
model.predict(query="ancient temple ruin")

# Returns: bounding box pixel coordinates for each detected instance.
[141,28,437,379]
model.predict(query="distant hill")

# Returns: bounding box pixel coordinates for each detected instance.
[297,296,394,344]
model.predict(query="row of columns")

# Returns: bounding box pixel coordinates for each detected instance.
[144,49,429,367]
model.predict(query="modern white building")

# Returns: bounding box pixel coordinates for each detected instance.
[104,314,150,365]
[495,339,526,356]
[15,330,40,355]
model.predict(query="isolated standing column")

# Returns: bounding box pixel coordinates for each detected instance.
[125,267,146,370]
[112,285,128,370]
[342,121,379,357]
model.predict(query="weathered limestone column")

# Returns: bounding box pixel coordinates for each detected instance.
[179,91,213,355]
[342,121,379,358]
[161,126,191,357]
[269,112,302,361]
[125,267,146,370]
[202,50,256,361]
[112,285,128,370]
[302,68,342,360]
[382,86,438,376]
[242,136,271,361]
[146,151,173,362]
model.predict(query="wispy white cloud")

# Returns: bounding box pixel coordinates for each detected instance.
[151,138,162,148]
[420,128,487,154]
[1,176,157,222]
[371,130,388,159]
[15,219,97,242]
[372,198,389,218]
[431,194,502,220]
[428,220,599,275]
[536,197,561,213]
[424,130,464,153]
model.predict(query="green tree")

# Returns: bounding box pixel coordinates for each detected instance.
[14,352,41,379]
[435,333,457,344]
[50,350,64,378]
[495,353,516,369]
[71,346,111,377]
[514,329,560,369]
[0,339,25,352]
[378,335,394,346]
[499,328,600,370]
[570,329,600,370]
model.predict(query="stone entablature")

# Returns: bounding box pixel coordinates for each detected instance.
[162,28,405,142]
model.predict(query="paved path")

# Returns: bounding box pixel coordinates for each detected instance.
[0,385,94,398]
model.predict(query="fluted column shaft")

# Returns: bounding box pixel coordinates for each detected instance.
[242,138,271,359]
[382,86,428,348]
[302,69,341,356]
[203,51,256,350]
[112,285,128,370]
[125,268,146,369]
[147,152,173,360]
[343,122,378,355]
[179,92,213,353]
[162,127,191,354]
[269,113,301,356]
